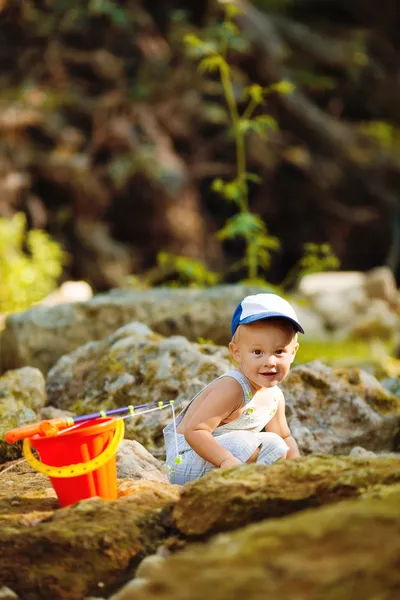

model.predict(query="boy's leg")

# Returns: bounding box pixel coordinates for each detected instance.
[246,447,261,463]
[255,432,289,465]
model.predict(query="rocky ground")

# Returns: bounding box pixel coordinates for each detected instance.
[0,282,399,598]
[0,457,399,599]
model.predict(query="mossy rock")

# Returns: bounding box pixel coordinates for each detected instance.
[126,490,400,600]
[281,362,400,454]
[0,481,179,600]
[172,455,400,537]
[45,323,231,450]
[0,367,46,463]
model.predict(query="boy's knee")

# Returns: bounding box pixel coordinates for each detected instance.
[267,432,288,451]
[257,433,289,465]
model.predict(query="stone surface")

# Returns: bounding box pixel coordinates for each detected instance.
[116,440,167,482]
[0,588,18,600]
[0,474,179,600]
[0,367,47,463]
[298,271,367,296]
[171,455,400,537]
[112,490,400,600]
[1,454,400,600]
[349,445,377,458]
[39,281,93,307]
[0,285,319,374]
[298,268,400,337]
[350,298,399,340]
[381,376,400,398]
[281,361,400,454]
[45,322,231,451]
[45,336,400,455]
[364,266,398,303]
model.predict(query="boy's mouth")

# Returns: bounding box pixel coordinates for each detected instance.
[260,371,277,377]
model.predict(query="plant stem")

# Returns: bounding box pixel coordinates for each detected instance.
[246,237,258,280]
[242,98,258,121]
[220,65,247,211]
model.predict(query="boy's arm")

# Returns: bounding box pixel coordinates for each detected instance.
[184,378,244,468]
[265,389,300,459]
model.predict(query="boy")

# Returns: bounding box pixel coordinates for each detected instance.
[163,293,303,484]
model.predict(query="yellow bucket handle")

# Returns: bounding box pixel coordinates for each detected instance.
[23,419,125,478]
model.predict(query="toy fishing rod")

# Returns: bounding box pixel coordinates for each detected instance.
[5,400,175,444]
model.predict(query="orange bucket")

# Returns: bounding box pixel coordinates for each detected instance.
[28,417,121,507]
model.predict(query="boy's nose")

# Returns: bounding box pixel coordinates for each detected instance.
[263,354,276,368]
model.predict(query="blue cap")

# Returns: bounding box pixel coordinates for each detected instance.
[231,293,304,336]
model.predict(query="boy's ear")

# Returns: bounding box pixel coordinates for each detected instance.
[229,341,240,362]
[290,343,299,363]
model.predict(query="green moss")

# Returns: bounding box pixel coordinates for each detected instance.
[365,388,400,414]
[172,456,400,538]
[295,339,383,366]
[133,491,400,600]
[287,369,331,390]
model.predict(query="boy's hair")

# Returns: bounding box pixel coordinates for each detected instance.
[231,318,299,346]
[231,293,304,337]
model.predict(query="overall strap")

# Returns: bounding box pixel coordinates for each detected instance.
[220,369,253,405]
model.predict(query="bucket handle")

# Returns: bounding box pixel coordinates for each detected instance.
[23,419,125,478]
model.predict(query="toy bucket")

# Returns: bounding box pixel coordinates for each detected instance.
[23,417,124,507]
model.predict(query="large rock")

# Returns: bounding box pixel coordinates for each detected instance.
[281,361,400,454]
[298,268,400,337]
[0,285,321,374]
[110,489,400,600]
[43,324,400,455]
[45,334,400,455]
[171,455,400,537]
[45,322,231,451]
[116,440,167,482]
[0,477,179,600]
[0,367,46,463]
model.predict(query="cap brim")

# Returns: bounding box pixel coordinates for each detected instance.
[240,311,305,334]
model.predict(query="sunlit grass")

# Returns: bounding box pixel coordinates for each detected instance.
[295,338,395,375]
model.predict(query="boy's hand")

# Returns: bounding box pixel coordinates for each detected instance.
[219,456,242,469]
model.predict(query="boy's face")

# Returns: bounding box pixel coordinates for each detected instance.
[229,319,299,391]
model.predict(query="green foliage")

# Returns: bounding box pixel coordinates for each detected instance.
[151,252,220,288]
[282,243,340,289]
[184,2,294,281]
[88,0,128,25]
[0,214,67,314]
[197,337,216,346]
[359,121,393,150]
[154,2,337,289]
[291,69,336,92]
[52,0,128,26]
[295,339,398,376]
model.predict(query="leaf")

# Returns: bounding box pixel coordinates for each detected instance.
[270,80,295,95]
[245,172,262,184]
[223,181,243,203]
[234,115,277,138]
[224,3,245,19]
[155,253,220,287]
[235,118,254,134]
[220,21,240,38]
[183,34,202,48]
[217,213,266,241]
[198,55,228,74]
[211,178,225,193]
[253,114,278,130]
[243,84,264,105]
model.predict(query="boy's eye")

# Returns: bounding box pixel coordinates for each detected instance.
[253,349,263,356]
[275,349,283,355]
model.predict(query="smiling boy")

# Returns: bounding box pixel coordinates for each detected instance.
[163,293,303,484]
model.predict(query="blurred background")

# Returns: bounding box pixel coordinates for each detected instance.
[0,0,399,374]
